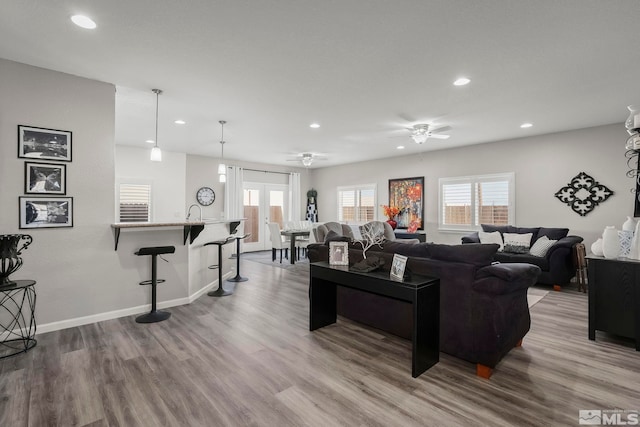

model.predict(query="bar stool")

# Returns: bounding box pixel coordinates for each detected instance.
[205,237,236,297]
[227,233,251,283]
[135,246,175,323]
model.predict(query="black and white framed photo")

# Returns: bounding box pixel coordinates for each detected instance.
[19,196,73,229]
[18,125,72,162]
[390,253,408,281]
[24,162,66,195]
[329,241,349,266]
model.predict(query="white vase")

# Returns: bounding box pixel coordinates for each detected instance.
[623,216,637,232]
[591,238,604,257]
[602,226,620,259]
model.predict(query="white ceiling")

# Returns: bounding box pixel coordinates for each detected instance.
[1,1,639,168]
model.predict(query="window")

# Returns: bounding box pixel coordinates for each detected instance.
[118,183,151,222]
[337,184,376,223]
[439,173,514,231]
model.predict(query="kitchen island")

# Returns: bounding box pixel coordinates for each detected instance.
[110,218,246,316]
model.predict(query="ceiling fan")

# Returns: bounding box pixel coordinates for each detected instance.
[410,124,451,144]
[286,152,327,167]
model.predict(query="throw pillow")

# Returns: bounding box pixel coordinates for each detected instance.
[479,231,504,252]
[503,232,533,254]
[529,235,558,257]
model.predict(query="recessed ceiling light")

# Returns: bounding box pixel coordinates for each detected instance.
[309,123,320,128]
[453,77,470,86]
[520,123,533,128]
[397,145,405,150]
[146,139,154,144]
[71,15,97,29]
[174,120,186,125]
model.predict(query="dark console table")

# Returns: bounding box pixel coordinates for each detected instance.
[309,262,440,377]
[587,256,640,350]
[394,231,426,242]
[0,280,37,359]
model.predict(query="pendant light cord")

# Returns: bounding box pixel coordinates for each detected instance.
[152,89,162,149]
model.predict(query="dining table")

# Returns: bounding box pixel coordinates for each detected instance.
[280,229,311,264]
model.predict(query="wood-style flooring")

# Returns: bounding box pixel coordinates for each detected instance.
[1,259,639,426]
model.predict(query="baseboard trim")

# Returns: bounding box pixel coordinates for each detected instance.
[33,273,230,335]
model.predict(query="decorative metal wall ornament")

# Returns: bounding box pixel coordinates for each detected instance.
[554,172,614,216]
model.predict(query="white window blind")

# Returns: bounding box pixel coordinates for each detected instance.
[119,183,151,222]
[439,173,514,231]
[337,184,376,223]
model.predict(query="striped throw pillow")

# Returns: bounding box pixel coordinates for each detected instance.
[529,236,558,257]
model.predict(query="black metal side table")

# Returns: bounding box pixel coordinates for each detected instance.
[0,280,37,359]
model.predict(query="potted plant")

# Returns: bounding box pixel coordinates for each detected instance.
[307,188,317,204]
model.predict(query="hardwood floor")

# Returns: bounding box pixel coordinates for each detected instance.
[1,259,639,426]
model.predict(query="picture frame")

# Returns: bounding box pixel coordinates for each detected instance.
[329,241,349,266]
[390,253,408,282]
[389,177,424,230]
[18,125,72,162]
[19,196,73,229]
[24,162,66,195]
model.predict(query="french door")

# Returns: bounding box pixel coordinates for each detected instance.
[242,183,288,252]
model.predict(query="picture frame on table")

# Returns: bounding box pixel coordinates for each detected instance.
[390,253,408,282]
[19,196,73,229]
[24,162,66,195]
[389,176,424,230]
[329,241,349,266]
[18,125,72,162]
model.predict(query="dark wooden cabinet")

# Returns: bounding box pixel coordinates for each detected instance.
[587,256,640,350]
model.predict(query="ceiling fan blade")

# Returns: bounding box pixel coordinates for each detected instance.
[430,125,451,134]
[430,134,450,139]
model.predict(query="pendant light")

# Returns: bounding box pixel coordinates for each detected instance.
[218,120,227,182]
[150,89,163,162]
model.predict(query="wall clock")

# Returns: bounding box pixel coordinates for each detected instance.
[196,186,215,206]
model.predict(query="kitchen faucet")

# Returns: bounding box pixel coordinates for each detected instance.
[187,204,202,221]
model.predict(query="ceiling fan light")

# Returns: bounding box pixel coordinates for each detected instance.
[302,157,313,167]
[411,134,429,144]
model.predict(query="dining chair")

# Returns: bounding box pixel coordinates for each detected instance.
[267,222,289,263]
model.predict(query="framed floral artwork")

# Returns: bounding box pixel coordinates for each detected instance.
[389,177,424,230]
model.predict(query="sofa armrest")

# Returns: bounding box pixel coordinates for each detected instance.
[461,232,480,244]
[545,235,583,255]
[473,263,541,295]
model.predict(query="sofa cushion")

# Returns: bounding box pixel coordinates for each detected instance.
[479,231,504,251]
[529,236,558,257]
[324,230,351,244]
[494,252,550,270]
[425,243,499,267]
[503,232,533,254]
[382,241,431,258]
[481,224,516,235]
[538,227,569,241]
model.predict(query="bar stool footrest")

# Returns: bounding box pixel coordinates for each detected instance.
[139,279,166,286]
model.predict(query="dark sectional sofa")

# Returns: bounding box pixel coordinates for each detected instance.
[308,240,541,378]
[461,225,583,290]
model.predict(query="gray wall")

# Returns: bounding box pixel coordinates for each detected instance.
[311,123,631,248]
[0,59,126,325]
